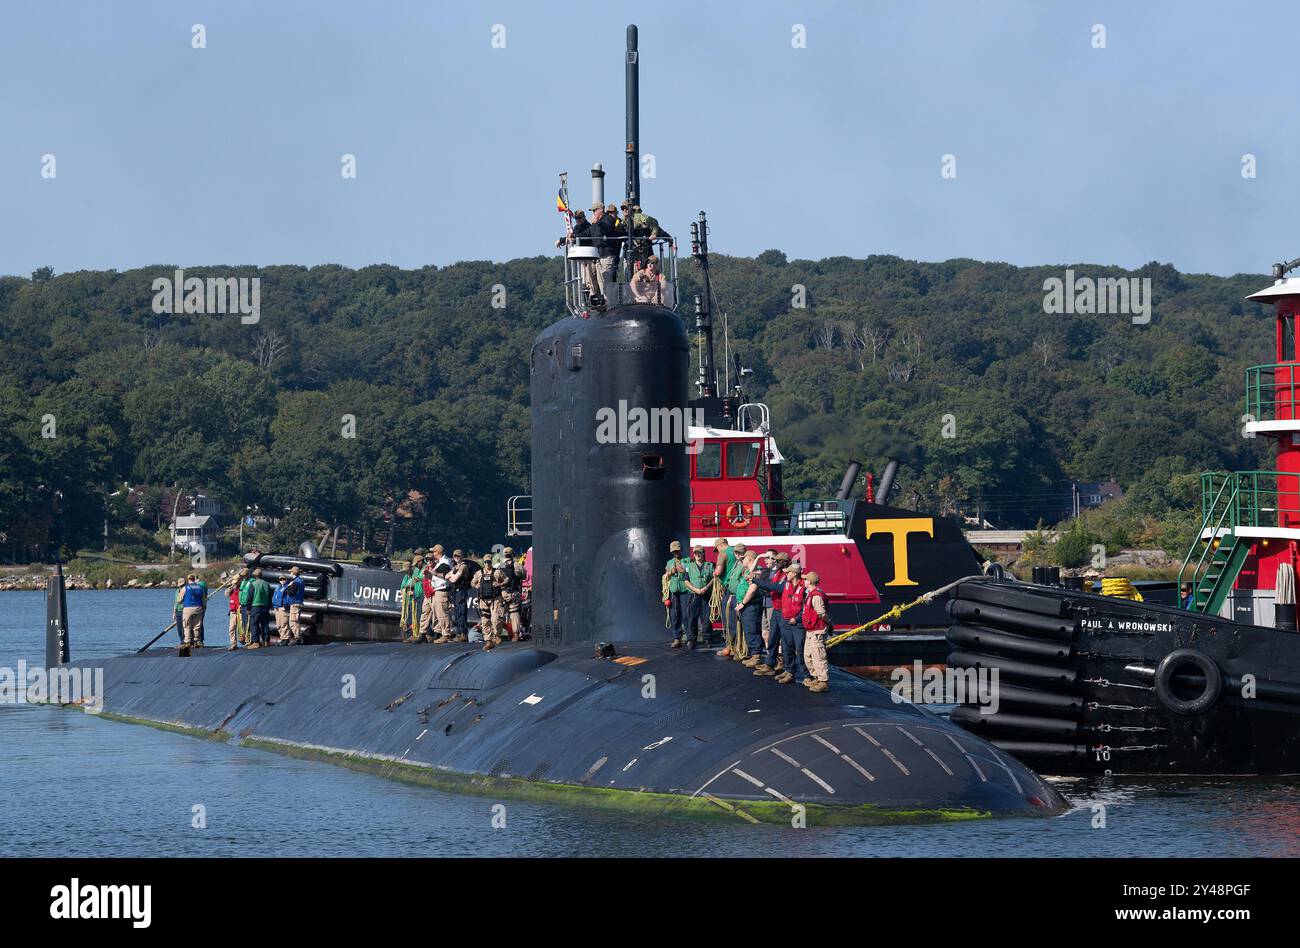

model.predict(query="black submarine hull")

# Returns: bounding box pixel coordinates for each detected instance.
[945,579,1300,775]
[70,641,1066,823]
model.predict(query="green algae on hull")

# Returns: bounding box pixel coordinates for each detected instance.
[242,736,992,826]
[83,707,990,826]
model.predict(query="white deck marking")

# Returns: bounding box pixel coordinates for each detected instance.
[945,733,988,782]
[753,726,832,754]
[923,748,954,776]
[853,726,909,775]
[990,753,1023,793]
[415,728,428,741]
[853,726,882,748]
[878,747,910,776]
[703,792,760,823]
[769,747,801,768]
[801,768,835,794]
[622,758,638,772]
[692,760,743,798]
[811,733,842,755]
[642,736,673,750]
[731,767,765,788]
[519,694,543,706]
[840,753,876,782]
[764,786,793,803]
[895,726,924,746]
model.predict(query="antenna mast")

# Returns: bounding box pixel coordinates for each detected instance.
[690,212,718,397]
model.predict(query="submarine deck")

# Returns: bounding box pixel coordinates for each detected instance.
[72,639,1066,824]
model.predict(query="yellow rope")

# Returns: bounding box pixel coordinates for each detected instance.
[1100,577,1144,601]
[825,575,987,650]
[662,572,672,628]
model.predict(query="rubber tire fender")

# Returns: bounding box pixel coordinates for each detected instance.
[1153,648,1222,716]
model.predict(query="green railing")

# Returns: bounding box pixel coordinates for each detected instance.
[1245,363,1300,424]
[1180,469,1300,611]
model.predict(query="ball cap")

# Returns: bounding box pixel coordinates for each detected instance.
[804,570,820,584]
[785,563,803,575]
[503,547,515,556]
[453,549,464,557]
[734,543,748,554]
[669,540,682,552]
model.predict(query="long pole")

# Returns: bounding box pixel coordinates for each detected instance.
[135,573,238,653]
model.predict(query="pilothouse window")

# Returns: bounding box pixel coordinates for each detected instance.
[725,441,761,479]
[696,442,721,478]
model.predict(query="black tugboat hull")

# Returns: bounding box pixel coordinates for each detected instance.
[69,641,1066,824]
[945,580,1300,775]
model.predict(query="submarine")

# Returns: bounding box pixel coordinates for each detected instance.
[42,25,1066,824]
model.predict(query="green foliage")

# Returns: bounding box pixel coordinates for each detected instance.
[0,251,1275,561]
[1052,518,1095,568]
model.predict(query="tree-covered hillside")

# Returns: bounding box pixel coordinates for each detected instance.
[0,252,1275,561]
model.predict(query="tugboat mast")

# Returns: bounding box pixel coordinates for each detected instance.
[690,211,719,399]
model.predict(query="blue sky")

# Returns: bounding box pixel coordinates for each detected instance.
[1,0,1295,278]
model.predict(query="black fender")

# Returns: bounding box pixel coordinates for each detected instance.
[1153,648,1222,715]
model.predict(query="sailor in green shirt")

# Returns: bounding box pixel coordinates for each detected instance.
[712,540,745,658]
[683,545,713,648]
[246,567,273,648]
[665,540,689,648]
[399,553,425,642]
[236,567,252,645]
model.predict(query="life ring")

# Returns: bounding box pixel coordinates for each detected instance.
[725,504,751,529]
[1153,649,1222,716]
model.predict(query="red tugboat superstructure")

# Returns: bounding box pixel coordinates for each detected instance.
[1180,261,1300,626]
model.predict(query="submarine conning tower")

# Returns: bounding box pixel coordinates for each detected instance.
[530,308,689,646]
[531,24,690,646]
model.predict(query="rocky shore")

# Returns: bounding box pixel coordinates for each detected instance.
[0,572,182,591]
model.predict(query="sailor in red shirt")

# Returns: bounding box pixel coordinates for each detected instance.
[226,583,242,651]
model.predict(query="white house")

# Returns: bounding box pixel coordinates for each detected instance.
[171,514,220,553]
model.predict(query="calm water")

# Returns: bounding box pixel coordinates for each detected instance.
[1,589,1295,857]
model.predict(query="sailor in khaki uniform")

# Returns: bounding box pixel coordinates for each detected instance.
[497,547,523,640]
[800,571,832,693]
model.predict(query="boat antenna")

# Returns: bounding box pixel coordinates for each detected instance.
[690,211,718,397]
[624,25,639,252]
